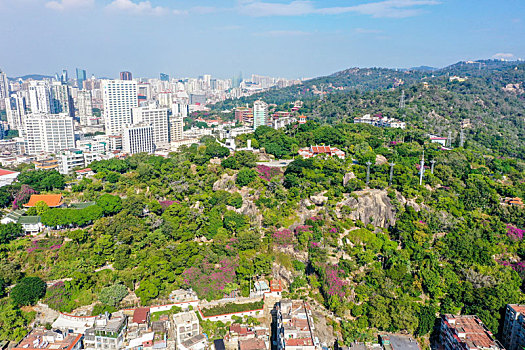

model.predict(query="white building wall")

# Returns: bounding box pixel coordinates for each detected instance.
[103,80,138,136]
[132,106,170,148]
[122,124,155,154]
[23,113,75,154]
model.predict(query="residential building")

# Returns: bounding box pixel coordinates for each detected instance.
[173,311,200,346]
[122,123,155,154]
[77,90,94,125]
[76,68,87,89]
[51,82,74,117]
[57,149,102,174]
[429,135,449,147]
[18,216,43,235]
[24,194,64,208]
[180,334,207,350]
[239,338,267,350]
[33,158,59,170]
[276,300,317,350]
[51,314,96,334]
[84,313,127,350]
[120,71,133,81]
[298,115,307,124]
[0,69,9,100]
[12,328,82,350]
[0,168,19,187]
[379,335,420,350]
[169,112,184,142]
[102,80,138,135]
[5,92,26,131]
[298,145,345,159]
[253,100,268,130]
[439,314,504,350]
[353,114,406,129]
[503,304,525,350]
[23,113,75,154]
[132,106,170,148]
[235,107,253,125]
[28,81,52,113]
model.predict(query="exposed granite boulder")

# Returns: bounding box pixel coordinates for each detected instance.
[336,189,398,227]
[343,172,356,186]
[375,154,388,165]
[310,194,328,206]
[213,173,236,191]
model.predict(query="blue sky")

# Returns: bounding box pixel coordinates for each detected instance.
[0,0,524,79]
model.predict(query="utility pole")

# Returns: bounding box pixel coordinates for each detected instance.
[430,160,436,174]
[399,90,406,109]
[366,161,372,187]
[419,152,425,186]
[447,131,452,148]
[389,162,395,186]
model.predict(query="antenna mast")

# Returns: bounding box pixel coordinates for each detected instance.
[399,90,406,109]
[419,152,425,186]
[366,161,372,187]
[389,162,395,186]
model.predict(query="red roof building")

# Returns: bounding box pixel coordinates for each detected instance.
[24,194,64,208]
[132,307,150,325]
[298,145,345,159]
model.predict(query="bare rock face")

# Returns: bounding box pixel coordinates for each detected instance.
[343,172,356,186]
[375,154,388,165]
[310,195,328,206]
[336,189,398,227]
[213,173,236,191]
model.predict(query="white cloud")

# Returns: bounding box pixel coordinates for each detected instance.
[46,0,94,11]
[239,0,440,18]
[106,0,170,15]
[492,53,515,60]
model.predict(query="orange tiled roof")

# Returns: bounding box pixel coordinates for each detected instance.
[24,194,64,208]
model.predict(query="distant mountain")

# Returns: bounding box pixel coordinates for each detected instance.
[9,74,54,81]
[410,65,438,72]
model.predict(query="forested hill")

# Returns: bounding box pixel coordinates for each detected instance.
[213,59,524,108]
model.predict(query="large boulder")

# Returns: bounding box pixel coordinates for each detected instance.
[213,173,236,191]
[343,172,356,186]
[336,189,398,227]
[310,195,328,206]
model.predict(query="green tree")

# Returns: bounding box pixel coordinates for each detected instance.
[136,280,159,304]
[99,284,128,307]
[0,223,24,244]
[11,277,46,306]
[236,168,257,187]
[96,194,123,216]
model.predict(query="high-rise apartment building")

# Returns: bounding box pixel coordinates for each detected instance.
[122,123,155,154]
[23,113,75,154]
[76,68,87,89]
[253,100,268,130]
[0,69,9,99]
[51,82,74,117]
[132,106,170,148]
[61,69,68,84]
[102,80,138,135]
[120,71,132,81]
[28,81,52,113]
[169,113,183,142]
[76,90,93,126]
[5,93,26,131]
[503,304,525,350]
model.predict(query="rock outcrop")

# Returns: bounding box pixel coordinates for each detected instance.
[343,172,356,186]
[213,173,236,191]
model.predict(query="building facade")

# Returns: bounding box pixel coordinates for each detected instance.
[23,113,75,154]
[439,314,504,350]
[51,82,74,117]
[503,304,525,350]
[276,300,317,350]
[102,80,138,135]
[132,106,170,148]
[122,123,155,154]
[76,90,94,125]
[5,92,26,131]
[28,81,52,114]
[120,71,133,81]
[253,100,268,130]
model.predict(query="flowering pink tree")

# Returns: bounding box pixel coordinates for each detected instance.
[507,225,525,241]
[13,185,36,209]
[325,265,346,299]
[256,165,281,181]
[273,229,293,246]
[183,258,238,300]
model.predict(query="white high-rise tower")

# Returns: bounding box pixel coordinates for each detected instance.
[102,80,138,135]
[253,100,268,130]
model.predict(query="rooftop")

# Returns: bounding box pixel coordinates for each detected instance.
[239,338,267,350]
[24,194,63,208]
[442,315,503,349]
[181,334,206,348]
[509,304,525,314]
[0,169,18,176]
[13,329,82,350]
[133,307,150,324]
[380,334,420,350]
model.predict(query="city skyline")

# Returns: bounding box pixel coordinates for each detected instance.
[0,0,524,79]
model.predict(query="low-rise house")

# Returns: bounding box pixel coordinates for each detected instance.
[276,300,317,350]
[51,314,96,334]
[128,332,154,350]
[1,209,25,224]
[179,334,207,350]
[298,145,345,159]
[24,194,64,208]
[18,216,43,235]
[84,312,127,350]
[12,328,82,350]
[239,338,267,350]
[0,168,19,187]
[173,311,200,346]
[75,168,95,179]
